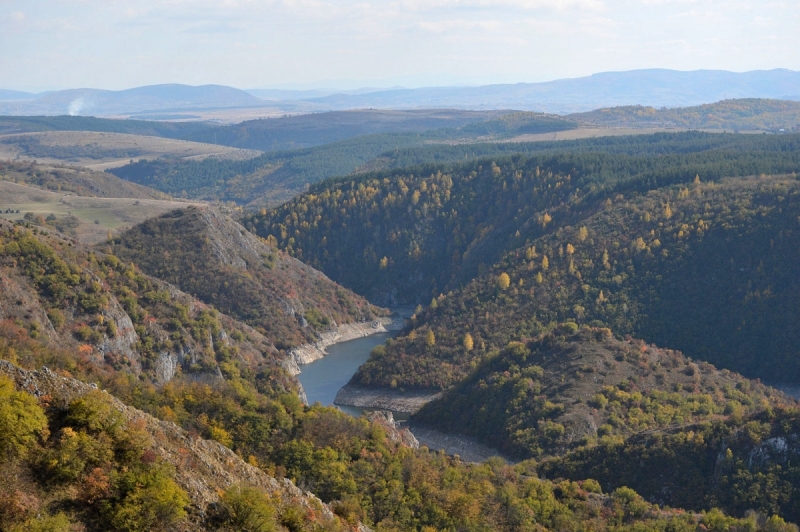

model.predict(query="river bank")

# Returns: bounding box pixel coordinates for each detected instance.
[283,316,404,377]
[334,384,441,414]
[288,312,509,463]
[409,423,513,463]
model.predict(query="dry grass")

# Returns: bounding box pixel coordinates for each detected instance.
[0,131,261,170]
[0,180,204,244]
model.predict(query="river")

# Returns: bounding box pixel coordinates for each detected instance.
[296,331,398,417]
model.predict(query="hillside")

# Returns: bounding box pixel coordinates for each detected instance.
[540,401,800,522]
[571,99,800,132]
[247,132,800,306]
[413,327,791,459]
[0,131,260,170]
[0,160,208,244]
[183,109,508,151]
[346,173,800,393]
[106,207,384,350]
[2,333,795,532]
[105,111,578,206]
[0,159,169,199]
[0,217,293,387]
[107,132,427,206]
[0,115,211,137]
[0,361,347,532]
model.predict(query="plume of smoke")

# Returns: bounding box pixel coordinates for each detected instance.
[68,98,85,116]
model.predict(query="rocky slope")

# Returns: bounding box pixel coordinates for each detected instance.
[0,217,297,391]
[107,207,386,351]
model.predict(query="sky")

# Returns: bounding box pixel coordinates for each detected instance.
[2,0,799,92]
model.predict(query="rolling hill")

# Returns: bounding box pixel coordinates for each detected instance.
[571,99,800,131]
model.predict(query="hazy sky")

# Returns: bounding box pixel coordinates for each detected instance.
[2,0,799,92]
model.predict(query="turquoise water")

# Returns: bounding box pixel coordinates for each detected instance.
[297,332,396,417]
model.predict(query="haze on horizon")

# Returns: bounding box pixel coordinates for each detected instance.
[2,0,799,93]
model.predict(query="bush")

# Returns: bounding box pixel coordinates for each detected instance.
[102,464,189,532]
[0,376,48,461]
[221,484,277,532]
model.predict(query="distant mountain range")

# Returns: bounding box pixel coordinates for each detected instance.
[295,69,800,113]
[0,89,43,100]
[1,69,799,116]
[0,84,263,116]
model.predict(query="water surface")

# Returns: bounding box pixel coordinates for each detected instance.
[297,332,396,417]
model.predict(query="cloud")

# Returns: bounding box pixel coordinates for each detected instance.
[418,18,503,32]
[401,0,604,11]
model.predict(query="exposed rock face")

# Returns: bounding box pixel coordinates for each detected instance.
[365,410,419,449]
[155,351,180,384]
[746,435,800,470]
[335,384,442,414]
[0,360,347,531]
[98,297,141,370]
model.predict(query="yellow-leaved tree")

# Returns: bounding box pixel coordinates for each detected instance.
[425,329,436,347]
[497,272,511,290]
[463,333,474,351]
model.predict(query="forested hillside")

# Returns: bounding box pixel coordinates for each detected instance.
[106,207,382,350]
[0,217,291,386]
[347,174,800,387]
[571,99,800,131]
[4,219,785,531]
[539,400,800,522]
[413,327,788,457]
[246,133,800,306]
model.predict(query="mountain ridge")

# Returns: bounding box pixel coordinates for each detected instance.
[3,69,800,116]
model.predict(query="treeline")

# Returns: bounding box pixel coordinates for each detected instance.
[0,115,209,137]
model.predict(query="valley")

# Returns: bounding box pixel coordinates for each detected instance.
[3,97,800,531]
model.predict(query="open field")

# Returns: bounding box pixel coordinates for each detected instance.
[118,105,316,124]
[0,130,261,170]
[0,180,204,243]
